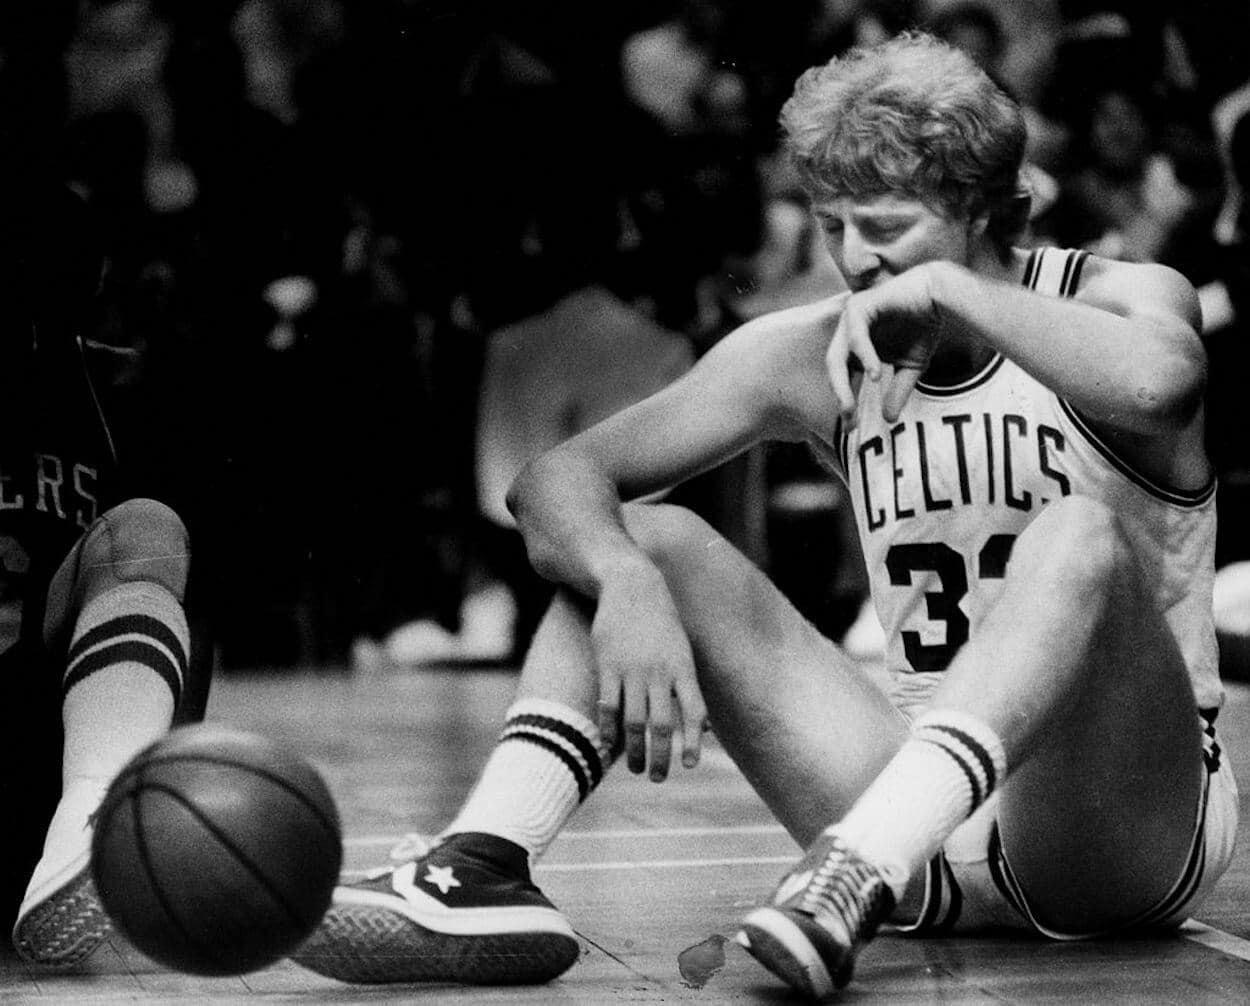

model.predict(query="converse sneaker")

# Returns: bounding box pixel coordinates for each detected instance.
[12,848,111,966]
[291,832,580,985]
[736,833,894,999]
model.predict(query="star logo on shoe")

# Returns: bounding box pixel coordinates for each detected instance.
[772,869,813,906]
[423,864,462,895]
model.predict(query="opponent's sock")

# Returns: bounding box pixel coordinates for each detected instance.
[442,697,609,862]
[27,582,188,892]
[829,709,1007,900]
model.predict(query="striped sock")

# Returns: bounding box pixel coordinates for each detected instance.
[443,697,609,861]
[25,582,188,897]
[830,710,1007,900]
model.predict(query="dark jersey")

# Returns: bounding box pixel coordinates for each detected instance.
[0,334,119,654]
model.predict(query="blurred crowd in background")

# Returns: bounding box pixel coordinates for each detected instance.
[3,0,1250,671]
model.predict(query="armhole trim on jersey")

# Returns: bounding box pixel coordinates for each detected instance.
[1025,246,1089,298]
[1040,247,1210,507]
[1022,248,1041,290]
[1058,248,1089,298]
[1057,399,1215,508]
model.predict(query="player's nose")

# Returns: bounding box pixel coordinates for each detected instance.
[839,226,882,286]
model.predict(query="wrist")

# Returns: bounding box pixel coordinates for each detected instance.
[591,548,664,597]
[925,259,966,312]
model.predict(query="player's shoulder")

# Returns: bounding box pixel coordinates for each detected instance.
[1070,253,1201,329]
[697,296,845,435]
[1074,252,1194,292]
[705,299,842,395]
[717,294,848,362]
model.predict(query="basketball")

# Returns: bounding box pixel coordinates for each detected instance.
[90,724,342,976]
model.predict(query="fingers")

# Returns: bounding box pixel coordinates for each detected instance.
[826,300,881,420]
[596,688,620,759]
[598,673,706,780]
[881,363,924,423]
[647,684,674,781]
[622,676,648,774]
[676,677,708,770]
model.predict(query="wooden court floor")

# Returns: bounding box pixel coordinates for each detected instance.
[5,663,1250,1005]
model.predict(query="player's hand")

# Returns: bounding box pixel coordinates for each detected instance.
[826,264,948,423]
[591,564,707,781]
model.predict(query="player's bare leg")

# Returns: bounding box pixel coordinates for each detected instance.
[404,498,912,859]
[941,496,1202,930]
[741,496,1207,996]
[618,502,909,843]
[296,500,914,985]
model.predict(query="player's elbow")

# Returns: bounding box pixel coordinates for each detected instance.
[504,444,586,539]
[504,455,545,527]
[1138,335,1207,428]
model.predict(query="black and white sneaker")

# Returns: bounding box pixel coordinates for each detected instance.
[291,832,580,985]
[737,833,894,999]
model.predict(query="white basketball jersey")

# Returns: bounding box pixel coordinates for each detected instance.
[839,247,1221,719]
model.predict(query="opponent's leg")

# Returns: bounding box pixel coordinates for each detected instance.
[741,497,1206,996]
[14,499,190,966]
[296,502,909,985]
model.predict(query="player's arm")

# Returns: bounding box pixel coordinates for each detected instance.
[927,256,1209,488]
[507,301,842,779]
[932,256,1206,435]
[832,257,1208,487]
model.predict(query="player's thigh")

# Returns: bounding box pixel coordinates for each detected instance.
[996,505,1203,932]
[623,502,906,846]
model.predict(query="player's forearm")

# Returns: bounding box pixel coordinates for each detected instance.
[930,262,1205,432]
[507,447,660,600]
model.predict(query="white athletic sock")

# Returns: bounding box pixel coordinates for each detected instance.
[26,582,187,897]
[830,709,1007,900]
[443,697,609,862]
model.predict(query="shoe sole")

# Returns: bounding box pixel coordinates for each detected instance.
[12,860,111,967]
[738,907,837,1000]
[291,902,580,984]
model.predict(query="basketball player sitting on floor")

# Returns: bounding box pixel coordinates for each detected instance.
[2,182,196,966]
[293,32,1236,999]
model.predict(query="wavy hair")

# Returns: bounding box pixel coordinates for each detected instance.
[780,32,1030,253]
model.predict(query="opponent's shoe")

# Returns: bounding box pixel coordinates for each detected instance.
[291,831,580,985]
[736,833,894,1000]
[12,847,111,966]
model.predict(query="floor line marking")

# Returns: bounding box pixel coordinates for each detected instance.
[340,854,794,880]
[542,855,794,873]
[1181,921,1250,962]
[344,824,790,848]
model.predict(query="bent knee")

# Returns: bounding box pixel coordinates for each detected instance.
[621,502,718,564]
[1016,496,1132,593]
[83,499,190,598]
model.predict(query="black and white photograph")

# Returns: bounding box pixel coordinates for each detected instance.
[4,1,1250,1002]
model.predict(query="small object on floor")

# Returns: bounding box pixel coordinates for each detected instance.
[677,932,727,988]
[90,724,342,975]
